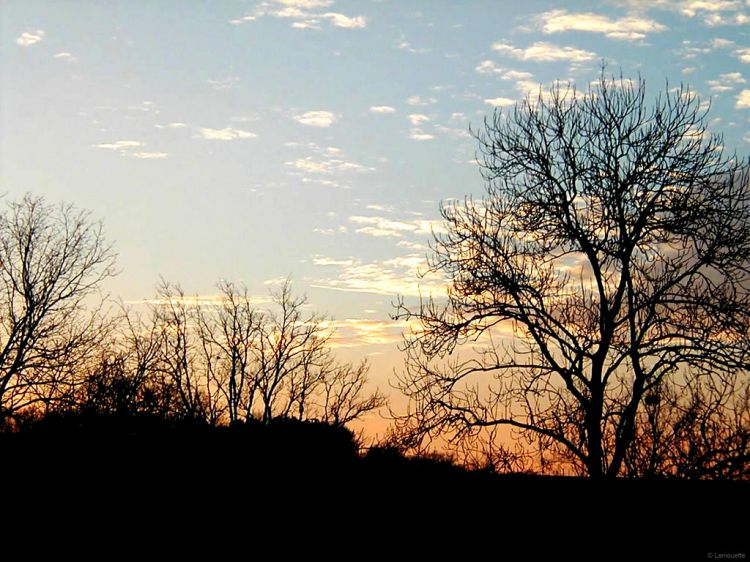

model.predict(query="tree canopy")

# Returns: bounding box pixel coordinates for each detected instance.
[395,71,750,478]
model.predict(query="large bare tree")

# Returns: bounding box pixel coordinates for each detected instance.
[0,195,116,417]
[395,71,750,478]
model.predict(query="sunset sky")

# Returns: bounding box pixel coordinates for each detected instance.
[2,0,750,389]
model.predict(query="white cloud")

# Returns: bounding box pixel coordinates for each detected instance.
[194,127,257,140]
[16,30,45,46]
[407,95,438,106]
[95,141,167,159]
[735,48,750,63]
[155,122,188,129]
[475,61,534,81]
[712,38,736,48]
[396,38,431,54]
[534,10,667,41]
[492,40,596,62]
[737,89,750,108]
[326,318,409,348]
[409,130,435,141]
[291,21,321,29]
[230,15,257,25]
[704,12,749,25]
[323,13,367,28]
[311,253,447,297]
[313,256,356,266]
[622,0,749,26]
[678,0,742,17]
[293,110,338,127]
[369,105,396,114]
[275,0,334,7]
[96,140,143,151]
[408,113,431,125]
[349,215,443,238]
[230,1,366,29]
[707,72,746,92]
[484,97,516,107]
[131,152,169,159]
[206,76,240,90]
[285,156,373,174]
[53,52,76,62]
[476,60,504,75]
[503,69,535,80]
[434,124,471,138]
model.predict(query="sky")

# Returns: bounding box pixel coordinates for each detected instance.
[1,0,750,394]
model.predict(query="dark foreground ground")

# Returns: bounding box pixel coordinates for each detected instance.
[2,413,747,560]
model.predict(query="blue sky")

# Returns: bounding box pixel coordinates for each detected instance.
[2,0,750,373]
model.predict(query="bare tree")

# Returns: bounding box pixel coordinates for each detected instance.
[154,280,218,423]
[110,278,386,427]
[0,195,116,418]
[625,375,750,479]
[255,280,330,423]
[195,280,259,423]
[395,71,750,478]
[320,360,386,427]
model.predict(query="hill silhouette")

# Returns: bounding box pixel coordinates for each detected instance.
[2,412,747,559]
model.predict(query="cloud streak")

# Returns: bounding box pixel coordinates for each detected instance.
[311,253,448,297]
[193,127,257,140]
[294,110,338,127]
[533,10,667,41]
[229,1,366,29]
[492,40,596,62]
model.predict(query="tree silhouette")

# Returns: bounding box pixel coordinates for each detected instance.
[395,70,750,478]
[94,278,386,427]
[0,195,116,419]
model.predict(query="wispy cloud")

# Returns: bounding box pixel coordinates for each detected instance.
[229,1,366,29]
[492,40,596,62]
[293,110,338,127]
[532,10,667,41]
[407,95,438,106]
[369,105,396,114]
[327,318,407,348]
[619,0,749,26]
[434,124,471,139]
[16,30,45,46]
[475,60,535,80]
[396,35,431,54]
[95,140,168,159]
[707,72,745,92]
[484,97,516,107]
[735,48,750,63]
[206,76,240,90]
[276,0,334,8]
[155,122,188,129]
[53,51,77,62]
[193,127,257,140]
[409,130,435,141]
[313,256,356,266]
[96,140,143,151]
[408,113,431,125]
[286,156,373,175]
[323,13,366,28]
[311,253,448,297]
[349,215,443,238]
[737,89,750,109]
[131,152,169,159]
